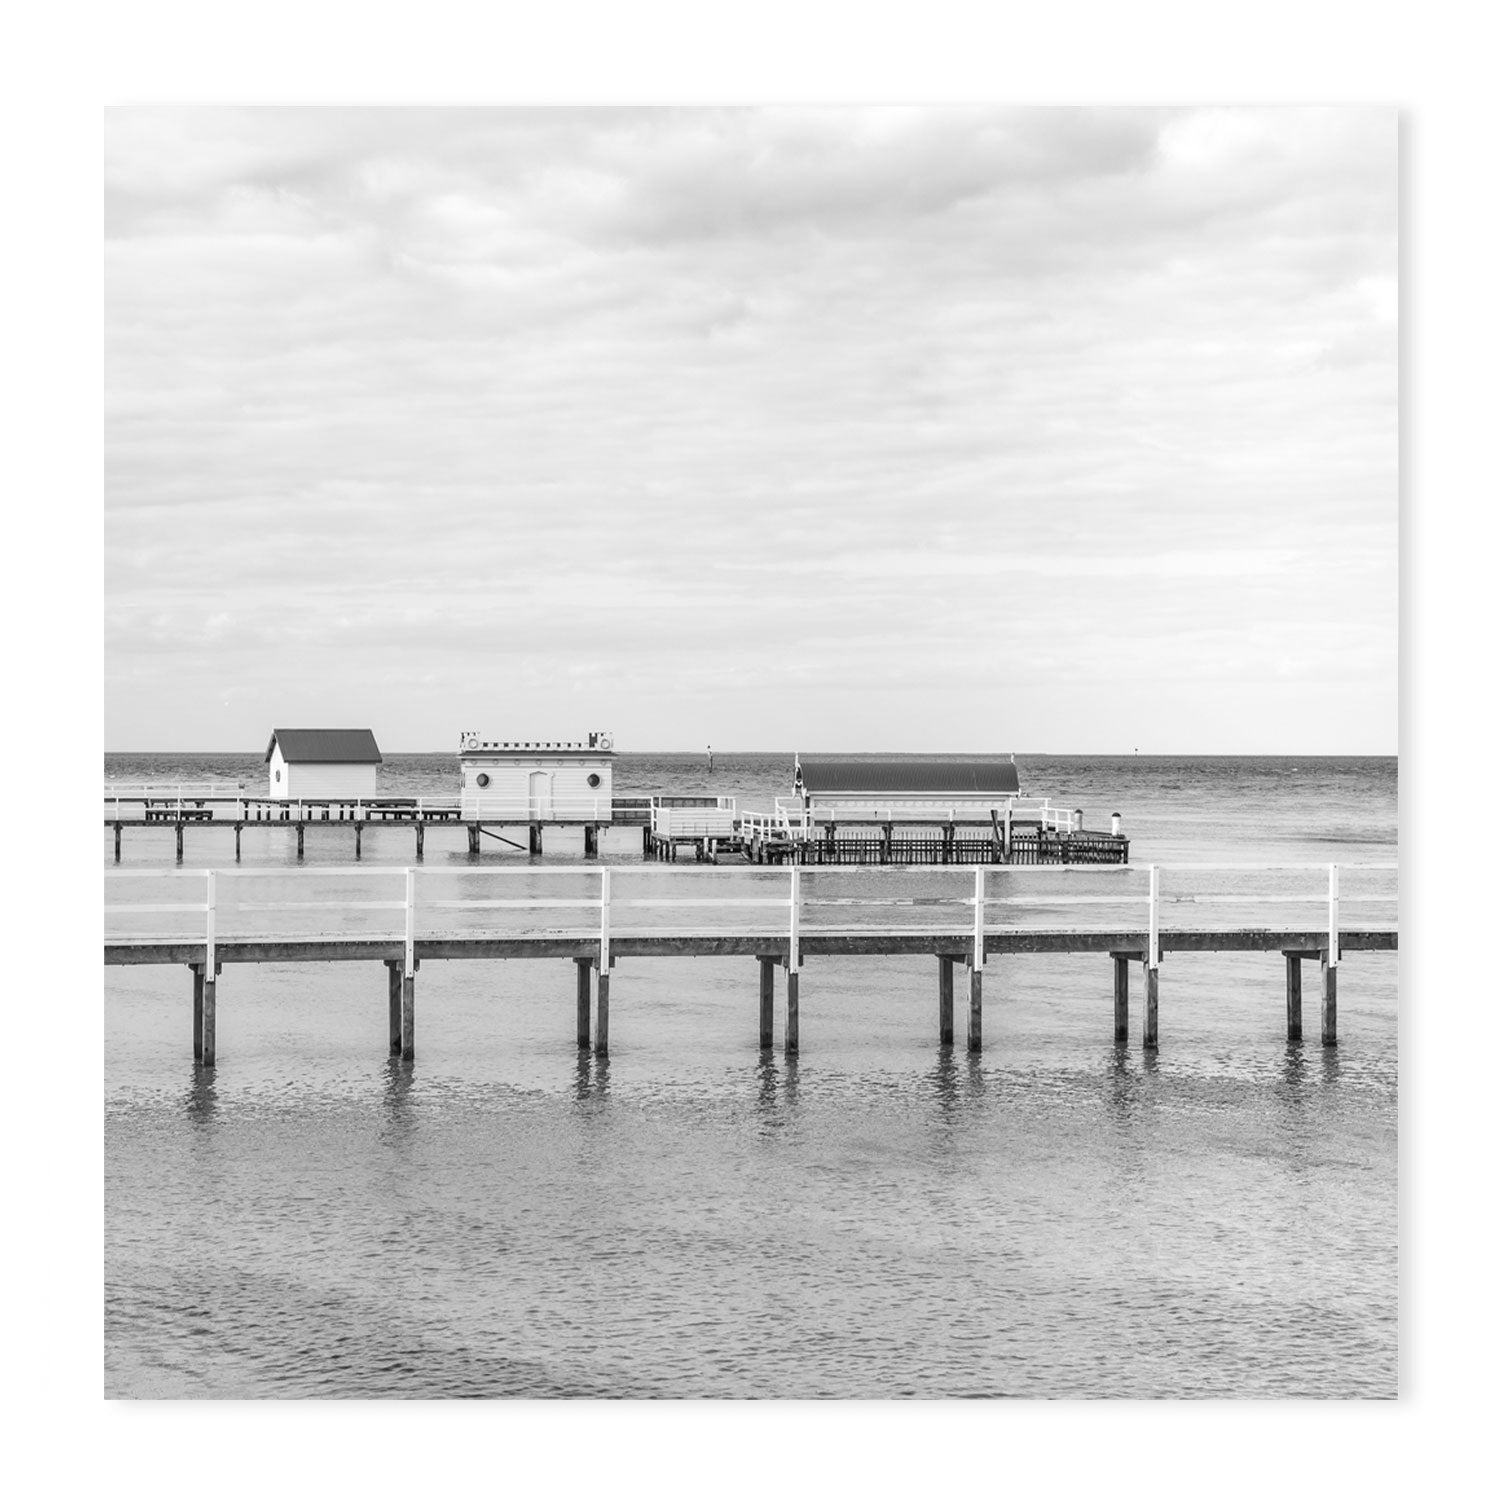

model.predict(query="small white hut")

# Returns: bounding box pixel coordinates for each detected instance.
[266,728,382,801]
[457,731,615,820]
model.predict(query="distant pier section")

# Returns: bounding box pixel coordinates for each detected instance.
[104,747,1132,867]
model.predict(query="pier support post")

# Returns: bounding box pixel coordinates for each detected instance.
[175,823,184,863]
[235,823,243,862]
[192,965,204,1061]
[354,823,362,860]
[1320,953,1337,1046]
[197,965,217,1067]
[642,826,651,857]
[784,966,799,1054]
[530,823,543,857]
[114,823,122,862]
[401,969,416,1061]
[594,965,610,1056]
[938,956,954,1046]
[1143,963,1159,1050]
[296,824,304,861]
[386,961,402,1055]
[967,966,983,1053]
[583,824,598,858]
[1112,953,1130,1042]
[415,823,424,862]
[467,824,480,856]
[576,958,592,1050]
[759,957,776,1049]
[1284,953,1303,1041]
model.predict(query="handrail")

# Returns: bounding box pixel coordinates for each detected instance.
[105,863,1395,963]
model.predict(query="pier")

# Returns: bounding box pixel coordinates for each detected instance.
[105,862,1396,1066]
[104,786,1129,866]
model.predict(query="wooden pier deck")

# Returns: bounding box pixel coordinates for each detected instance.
[105,862,1396,1067]
[104,788,1129,867]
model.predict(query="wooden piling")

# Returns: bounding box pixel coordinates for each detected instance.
[1112,953,1130,1042]
[401,970,415,1060]
[583,824,598,858]
[354,823,362,860]
[467,824,480,856]
[235,823,243,862]
[1320,954,1337,1046]
[595,966,610,1056]
[192,965,204,1062]
[785,967,799,1054]
[201,968,217,1066]
[296,824,304,860]
[387,961,402,1055]
[1285,953,1303,1041]
[642,826,651,857]
[967,966,983,1052]
[529,823,542,857]
[175,823,184,863]
[576,958,592,1050]
[1143,964,1159,1050]
[759,957,776,1049]
[938,956,954,1046]
[114,823,122,862]
[415,823,424,861]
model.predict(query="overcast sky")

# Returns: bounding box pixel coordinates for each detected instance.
[104,106,1396,753]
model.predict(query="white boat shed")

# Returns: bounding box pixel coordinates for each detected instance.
[266,728,383,801]
[457,732,615,821]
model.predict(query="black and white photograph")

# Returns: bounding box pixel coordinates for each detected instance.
[100,101,1400,1405]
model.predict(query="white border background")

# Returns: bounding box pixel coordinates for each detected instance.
[6,0,1491,1491]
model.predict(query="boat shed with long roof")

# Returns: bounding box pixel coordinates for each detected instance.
[793,755,1021,804]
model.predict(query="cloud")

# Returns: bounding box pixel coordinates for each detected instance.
[104,106,1397,751]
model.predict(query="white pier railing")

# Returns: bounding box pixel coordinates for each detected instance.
[755,796,1081,839]
[649,796,738,838]
[106,862,1397,975]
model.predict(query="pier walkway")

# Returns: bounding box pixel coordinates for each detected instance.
[103,786,1129,866]
[105,862,1397,1067]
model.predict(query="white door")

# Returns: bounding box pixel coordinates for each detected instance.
[529,771,552,819]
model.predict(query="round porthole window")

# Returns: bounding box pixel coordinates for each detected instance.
[476,772,490,788]
[587,773,601,788]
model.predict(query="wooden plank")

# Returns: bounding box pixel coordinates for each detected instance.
[759,957,775,1050]
[1321,954,1337,1046]
[595,967,610,1056]
[1112,953,1130,1042]
[387,961,402,1055]
[784,967,799,1054]
[576,958,591,1049]
[201,970,216,1066]
[401,972,415,1060]
[192,965,204,1062]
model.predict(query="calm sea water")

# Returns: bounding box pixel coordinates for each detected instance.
[104,753,1398,1398]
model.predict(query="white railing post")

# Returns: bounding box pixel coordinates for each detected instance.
[599,867,612,970]
[973,866,986,971]
[404,867,416,978]
[1328,862,1339,965]
[789,866,801,973]
[1148,864,1160,969]
[205,869,216,975]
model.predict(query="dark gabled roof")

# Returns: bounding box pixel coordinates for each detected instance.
[266,729,383,765]
[795,755,1019,797]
